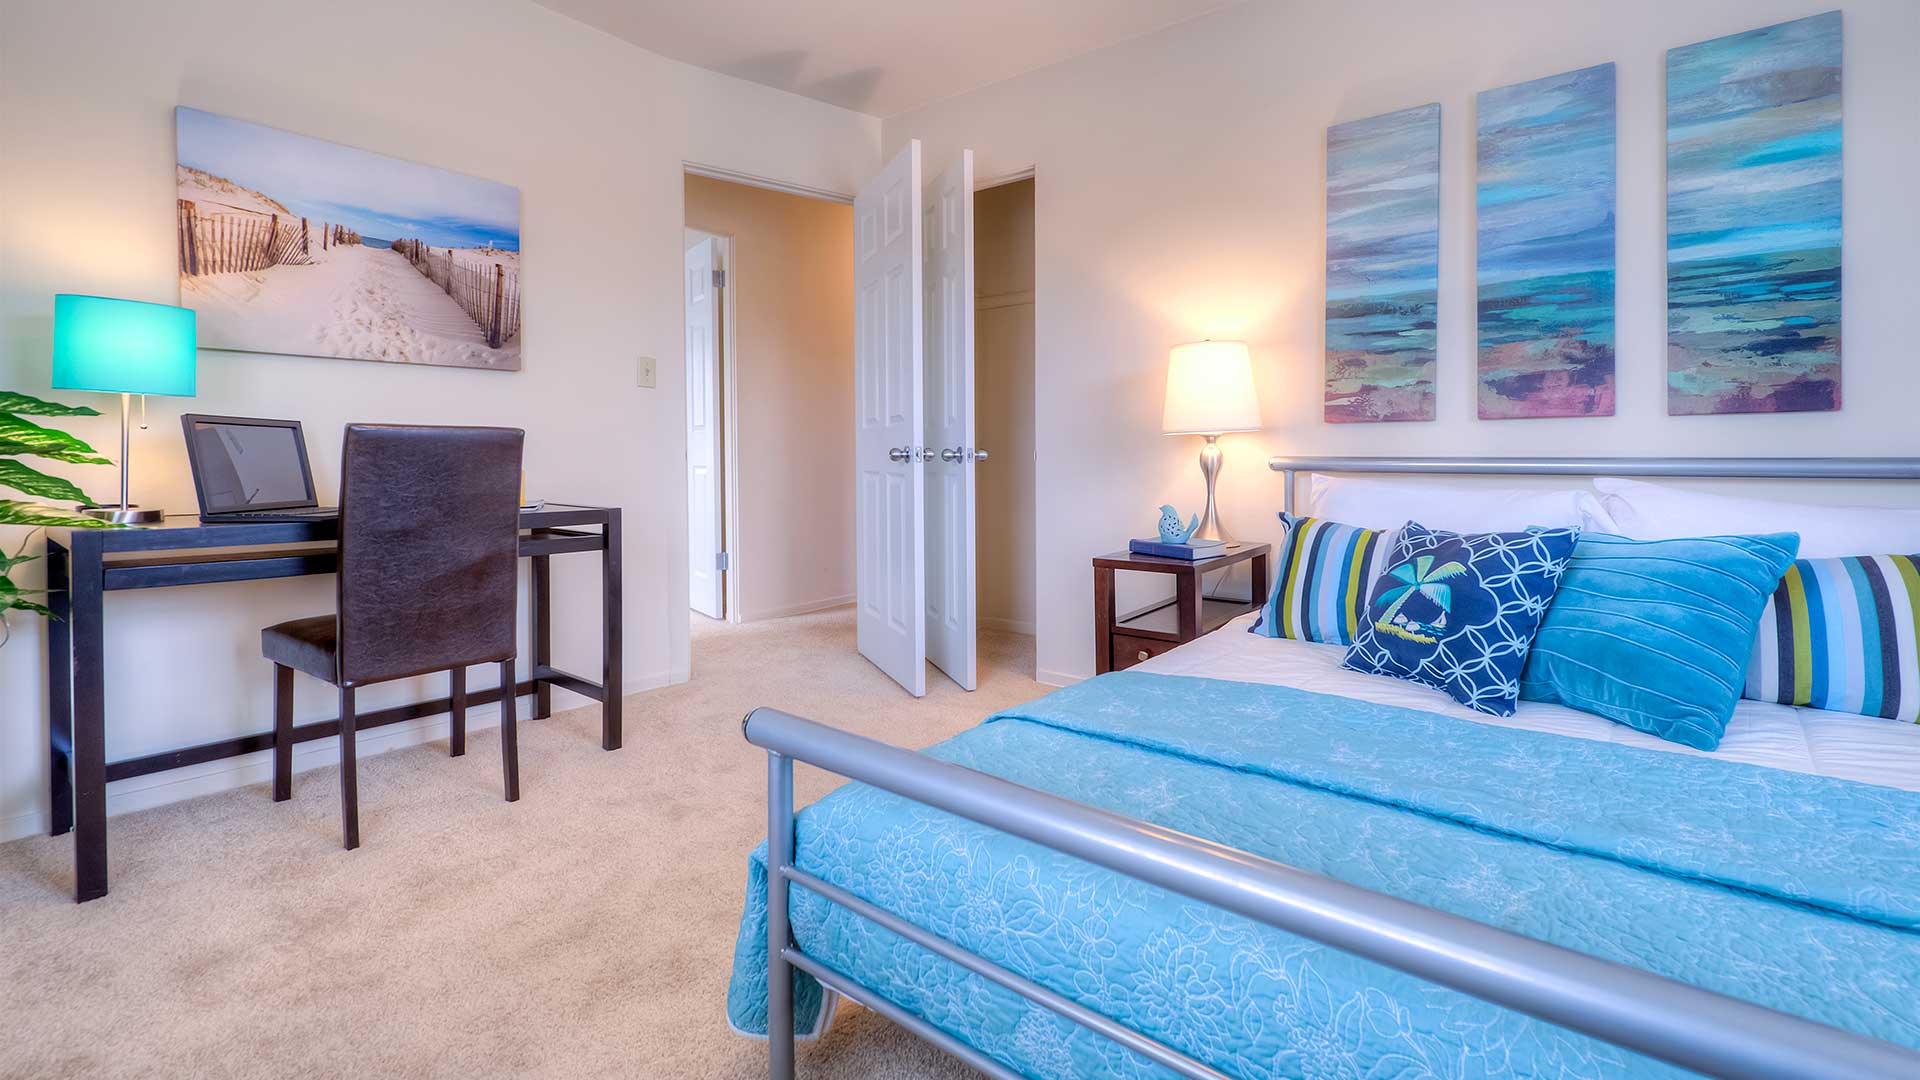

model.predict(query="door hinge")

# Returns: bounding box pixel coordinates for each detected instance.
[712,269,726,288]
[716,552,730,571]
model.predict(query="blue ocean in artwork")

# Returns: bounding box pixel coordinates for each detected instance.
[1476,64,1616,419]
[1667,12,1841,415]
[1325,104,1440,423]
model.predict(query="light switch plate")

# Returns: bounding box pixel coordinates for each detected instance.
[637,356,657,388]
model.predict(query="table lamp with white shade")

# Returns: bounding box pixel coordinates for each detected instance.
[1162,339,1260,544]
[51,294,198,524]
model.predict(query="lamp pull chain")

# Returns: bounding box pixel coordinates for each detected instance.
[138,393,148,431]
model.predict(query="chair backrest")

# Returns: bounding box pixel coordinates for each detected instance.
[336,424,524,687]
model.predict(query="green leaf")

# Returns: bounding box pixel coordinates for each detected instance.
[0,459,95,503]
[1,595,53,618]
[0,415,113,465]
[0,391,100,417]
[0,500,120,528]
[0,549,38,573]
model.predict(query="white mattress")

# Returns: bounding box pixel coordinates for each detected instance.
[1133,613,1920,792]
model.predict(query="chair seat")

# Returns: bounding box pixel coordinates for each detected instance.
[262,615,339,683]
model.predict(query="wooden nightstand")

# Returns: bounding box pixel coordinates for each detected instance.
[1093,543,1271,673]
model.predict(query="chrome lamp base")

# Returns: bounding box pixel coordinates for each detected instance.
[1192,434,1233,545]
[80,504,165,525]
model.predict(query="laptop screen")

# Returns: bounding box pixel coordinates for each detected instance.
[188,419,316,513]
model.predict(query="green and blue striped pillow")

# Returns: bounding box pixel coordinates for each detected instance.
[1251,514,1396,645]
[1745,554,1920,723]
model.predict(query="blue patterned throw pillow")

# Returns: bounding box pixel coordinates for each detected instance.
[1344,521,1581,716]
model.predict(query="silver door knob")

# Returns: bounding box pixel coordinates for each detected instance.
[973,448,990,462]
[888,446,912,463]
[939,447,963,463]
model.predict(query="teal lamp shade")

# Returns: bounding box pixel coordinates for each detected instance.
[51,294,197,397]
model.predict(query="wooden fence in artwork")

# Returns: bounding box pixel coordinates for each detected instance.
[177,199,361,277]
[393,238,522,349]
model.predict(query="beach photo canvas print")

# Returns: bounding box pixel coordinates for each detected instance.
[1667,12,1841,415]
[176,107,522,370]
[1476,63,1616,419]
[1324,103,1440,424]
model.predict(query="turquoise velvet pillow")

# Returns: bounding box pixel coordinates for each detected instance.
[1519,532,1800,750]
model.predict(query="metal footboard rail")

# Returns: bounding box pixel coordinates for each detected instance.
[744,706,1920,1080]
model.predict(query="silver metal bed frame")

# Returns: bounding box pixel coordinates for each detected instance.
[747,457,1920,1080]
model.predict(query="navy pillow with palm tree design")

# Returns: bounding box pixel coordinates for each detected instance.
[1344,521,1580,716]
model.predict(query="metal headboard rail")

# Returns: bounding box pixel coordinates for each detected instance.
[1268,456,1920,514]
[744,707,1920,1080]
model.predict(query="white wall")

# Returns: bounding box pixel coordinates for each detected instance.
[975,180,1036,636]
[0,0,879,839]
[882,0,1920,686]
[684,175,856,623]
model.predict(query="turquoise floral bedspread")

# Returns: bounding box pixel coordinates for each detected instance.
[726,672,1920,1078]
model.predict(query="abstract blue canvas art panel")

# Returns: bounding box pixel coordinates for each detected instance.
[1476,64,1616,419]
[1667,12,1842,415]
[1325,104,1440,423]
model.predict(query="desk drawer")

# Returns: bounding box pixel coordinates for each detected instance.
[1111,633,1180,671]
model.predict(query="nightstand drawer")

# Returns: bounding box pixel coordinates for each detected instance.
[1111,633,1180,671]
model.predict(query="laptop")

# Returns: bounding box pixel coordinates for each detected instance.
[182,414,338,523]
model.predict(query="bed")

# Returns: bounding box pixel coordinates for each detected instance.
[728,458,1920,1080]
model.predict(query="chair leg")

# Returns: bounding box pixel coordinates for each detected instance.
[338,685,360,850]
[449,666,467,758]
[272,665,294,802]
[499,659,520,803]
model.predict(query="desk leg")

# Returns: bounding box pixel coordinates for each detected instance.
[600,509,623,751]
[47,541,72,837]
[530,554,552,721]
[70,537,108,903]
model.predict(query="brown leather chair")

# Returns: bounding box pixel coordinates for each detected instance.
[262,424,525,849]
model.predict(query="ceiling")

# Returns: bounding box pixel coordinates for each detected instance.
[535,0,1238,117]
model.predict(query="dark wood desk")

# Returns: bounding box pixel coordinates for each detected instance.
[1093,543,1270,674]
[44,504,622,903]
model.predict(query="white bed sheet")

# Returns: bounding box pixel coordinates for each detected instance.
[1133,613,1920,792]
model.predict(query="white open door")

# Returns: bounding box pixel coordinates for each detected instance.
[924,151,977,691]
[854,141,927,696]
[685,236,724,619]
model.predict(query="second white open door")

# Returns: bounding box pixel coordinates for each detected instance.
[923,151,977,691]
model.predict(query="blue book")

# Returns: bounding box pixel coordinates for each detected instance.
[1129,538,1229,561]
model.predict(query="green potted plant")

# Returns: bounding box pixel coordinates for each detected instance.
[0,390,120,647]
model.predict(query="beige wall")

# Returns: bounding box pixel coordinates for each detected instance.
[974,180,1036,635]
[884,0,1920,686]
[0,0,879,839]
[684,176,856,622]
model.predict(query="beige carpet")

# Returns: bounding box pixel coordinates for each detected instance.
[0,608,1046,1079]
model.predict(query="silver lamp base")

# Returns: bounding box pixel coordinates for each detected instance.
[80,504,165,525]
[1192,434,1235,545]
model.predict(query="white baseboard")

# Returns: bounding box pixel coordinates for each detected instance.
[0,669,669,845]
[979,616,1036,636]
[1035,668,1086,689]
[741,595,854,622]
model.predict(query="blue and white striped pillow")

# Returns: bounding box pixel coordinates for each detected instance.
[1745,554,1920,723]
[1250,514,1397,645]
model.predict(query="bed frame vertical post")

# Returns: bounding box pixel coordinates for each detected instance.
[1283,469,1298,516]
[766,750,796,1080]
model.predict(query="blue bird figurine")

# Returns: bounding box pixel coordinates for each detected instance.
[1157,504,1200,545]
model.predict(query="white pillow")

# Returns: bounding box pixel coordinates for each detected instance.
[1594,477,1920,559]
[1307,474,1617,534]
